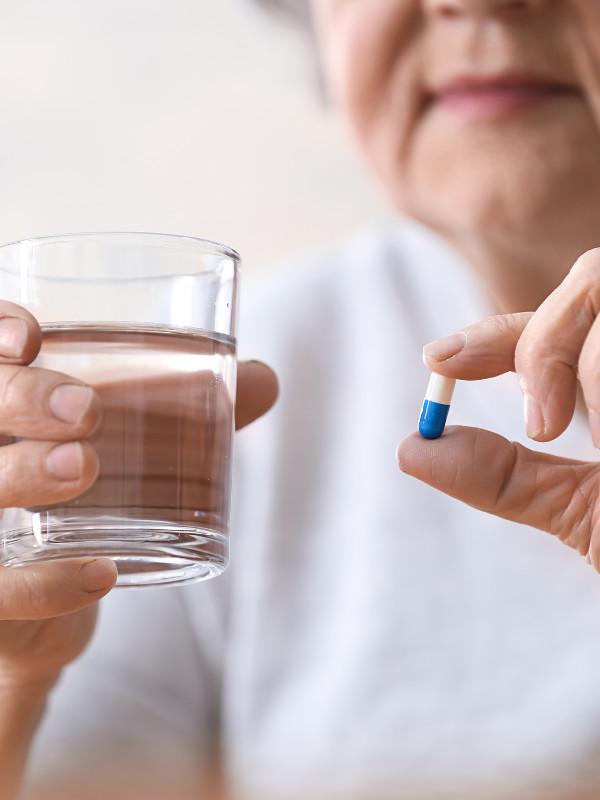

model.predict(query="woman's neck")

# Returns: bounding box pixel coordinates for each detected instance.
[450,229,582,315]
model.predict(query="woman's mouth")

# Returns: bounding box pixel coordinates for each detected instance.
[429,72,581,120]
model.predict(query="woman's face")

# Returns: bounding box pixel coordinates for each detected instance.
[312,1,600,264]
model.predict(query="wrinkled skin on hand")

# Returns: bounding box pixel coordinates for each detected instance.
[399,248,600,572]
[0,300,278,691]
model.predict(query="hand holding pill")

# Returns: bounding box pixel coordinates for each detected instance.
[399,247,600,571]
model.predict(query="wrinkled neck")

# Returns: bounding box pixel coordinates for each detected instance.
[447,228,580,315]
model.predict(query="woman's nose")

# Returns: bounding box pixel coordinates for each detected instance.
[424,0,548,18]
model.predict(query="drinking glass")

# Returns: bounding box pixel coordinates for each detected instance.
[0,232,239,588]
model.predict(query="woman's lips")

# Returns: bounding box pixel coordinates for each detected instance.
[430,73,580,120]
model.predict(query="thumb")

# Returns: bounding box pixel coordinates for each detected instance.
[0,558,117,620]
[397,426,600,565]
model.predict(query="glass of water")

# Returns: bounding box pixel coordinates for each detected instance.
[0,232,239,588]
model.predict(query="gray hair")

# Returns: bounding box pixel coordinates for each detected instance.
[256,0,311,24]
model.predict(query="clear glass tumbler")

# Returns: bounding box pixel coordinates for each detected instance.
[0,232,239,588]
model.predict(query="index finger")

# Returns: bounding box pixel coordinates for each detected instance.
[0,300,42,365]
[423,249,600,443]
[422,312,533,380]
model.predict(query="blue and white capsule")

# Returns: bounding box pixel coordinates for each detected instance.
[419,373,456,440]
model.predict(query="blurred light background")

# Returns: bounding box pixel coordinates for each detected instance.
[0,0,386,278]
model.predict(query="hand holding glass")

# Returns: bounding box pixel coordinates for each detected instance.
[0,233,239,588]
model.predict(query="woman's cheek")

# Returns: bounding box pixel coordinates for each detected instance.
[319,2,422,134]
[568,3,600,130]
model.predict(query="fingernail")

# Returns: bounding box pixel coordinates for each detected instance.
[589,410,600,449]
[49,384,94,424]
[45,442,84,480]
[79,558,117,593]
[0,317,28,358]
[422,333,467,364]
[524,394,545,439]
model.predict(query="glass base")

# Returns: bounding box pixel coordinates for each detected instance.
[0,518,228,588]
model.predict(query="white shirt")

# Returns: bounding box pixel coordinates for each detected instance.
[26,220,600,800]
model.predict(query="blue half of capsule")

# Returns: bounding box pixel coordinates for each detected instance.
[419,399,450,440]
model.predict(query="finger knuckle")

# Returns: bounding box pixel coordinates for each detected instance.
[0,575,12,618]
[23,573,51,617]
[0,568,50,620]
[0,442,55,508]
[0,366,29,413]
[0,448,19,504]
[515,325,568,378]
[578,348,600,392]
[570,248,600,284]
[514,334,541,373]
[493,440,521,511]
[551,465,598,556]
[486,314,514,337]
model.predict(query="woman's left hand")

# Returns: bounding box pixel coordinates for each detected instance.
[397,247,600,569]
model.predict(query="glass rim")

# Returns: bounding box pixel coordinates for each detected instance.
[0,230,241,265]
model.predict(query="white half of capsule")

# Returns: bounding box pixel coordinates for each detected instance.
[425,373,456,406]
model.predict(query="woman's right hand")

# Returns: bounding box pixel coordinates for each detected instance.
[0,300,279,694]
[0,301,277,799]
[0,300,116,693]
[397,249,600,572]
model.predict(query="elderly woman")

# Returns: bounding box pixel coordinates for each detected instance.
[3,1,600,798]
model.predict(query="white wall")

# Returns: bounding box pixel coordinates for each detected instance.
[0,0,386,277]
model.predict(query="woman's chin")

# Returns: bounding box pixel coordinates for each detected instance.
[403,178,600,262]
[392,112,600,257]
[396,93,596,217]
